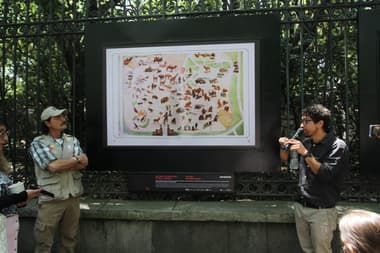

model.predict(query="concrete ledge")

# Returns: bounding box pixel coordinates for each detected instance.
[18,200,380,253]
[20,199,380,222]
[80,200,295,223]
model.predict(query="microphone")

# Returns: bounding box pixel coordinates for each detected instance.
[284,128,304,151]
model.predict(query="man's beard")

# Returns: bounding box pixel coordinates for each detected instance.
[303,131,311,137]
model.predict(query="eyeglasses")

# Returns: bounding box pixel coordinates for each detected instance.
[300,119,313,125]
[0,130,10,137]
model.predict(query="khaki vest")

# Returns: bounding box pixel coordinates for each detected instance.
[34,134,83,202]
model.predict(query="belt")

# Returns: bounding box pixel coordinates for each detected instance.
[295,197,335,209]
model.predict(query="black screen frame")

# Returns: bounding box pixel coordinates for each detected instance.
[85,15,280,173]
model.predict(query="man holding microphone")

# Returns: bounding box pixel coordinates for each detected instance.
[279,104,350,253]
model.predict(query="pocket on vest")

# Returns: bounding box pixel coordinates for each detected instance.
[39,176,61,196]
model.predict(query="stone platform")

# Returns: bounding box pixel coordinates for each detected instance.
[18,200,380,253]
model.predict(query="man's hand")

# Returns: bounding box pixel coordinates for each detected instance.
[73,154,88,170]
[279,137,289,149]
[286,139,308,156]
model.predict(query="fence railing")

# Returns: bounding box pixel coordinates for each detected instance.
[1,0,380,200]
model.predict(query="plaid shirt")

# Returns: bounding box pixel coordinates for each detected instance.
[29,133,83,170]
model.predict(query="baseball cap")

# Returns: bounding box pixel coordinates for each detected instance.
[40,106,67,121]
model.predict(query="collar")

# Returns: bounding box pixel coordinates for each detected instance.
[48,132,66,139]
[311,132,334,145]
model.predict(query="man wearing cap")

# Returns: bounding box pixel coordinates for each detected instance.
[29,106,88,253]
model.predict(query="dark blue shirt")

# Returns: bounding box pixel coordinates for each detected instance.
[299,132,350,207]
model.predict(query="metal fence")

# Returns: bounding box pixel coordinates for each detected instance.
[1,0,380,201]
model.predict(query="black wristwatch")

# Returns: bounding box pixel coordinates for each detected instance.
[303,150,313,158]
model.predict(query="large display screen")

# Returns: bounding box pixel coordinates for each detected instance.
[85,15,280,173]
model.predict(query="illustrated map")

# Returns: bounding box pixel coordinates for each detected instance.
[120,49,246,137]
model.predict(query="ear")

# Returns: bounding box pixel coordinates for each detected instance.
[44,120,51,128]
[316,119,324,129]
